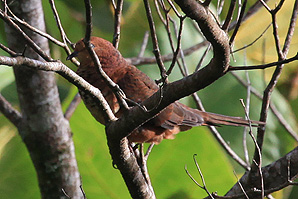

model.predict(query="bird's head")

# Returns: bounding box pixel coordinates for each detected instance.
[67,36,124,68]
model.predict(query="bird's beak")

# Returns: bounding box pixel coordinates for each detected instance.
[66,51,79,60]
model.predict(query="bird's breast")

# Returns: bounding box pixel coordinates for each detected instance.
[77,66,120,124]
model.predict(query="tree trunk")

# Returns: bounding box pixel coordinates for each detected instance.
[4,0,82,198]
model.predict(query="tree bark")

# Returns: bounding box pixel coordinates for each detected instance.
[4,0,82,198]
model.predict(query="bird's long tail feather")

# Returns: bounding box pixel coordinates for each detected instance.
[201,111,264,127]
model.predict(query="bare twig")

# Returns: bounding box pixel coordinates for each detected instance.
[49,0,79,65]
[222,0,236,31]
[166,16,186,75]
[252,0,293,174]
[112,0,123,49]
[228,53,298,71]
[5,3,68,48]
[282,0,298,55]
[83,0,129,113]
[137,31,150,58]
[232,23,271,53]
[0,55,116,122]
[231,72,298,141]
[166,0,182,18]
[240,99,264,198]
[0,42,19,56]
[259,0,271,12]
[80,185,87,199]
[83,0,92,42]
[145,143,155,158]
[233,170,249,199]
[195,44,211,71]
[0,9,53,61]
[243,54,251,166]
[64,93,81,120]
[126,40,209,66]
[61,188,71,198]
[229,0,247,45]
[143,0,168,83]
[185,154,214,199]
[0,93,22,128]
[229,0,270,31]
[203,0,212,7]
[139,144,153,187]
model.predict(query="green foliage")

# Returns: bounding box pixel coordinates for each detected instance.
[0,126,40,199]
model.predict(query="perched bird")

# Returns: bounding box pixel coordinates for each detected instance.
[67,36,262,144]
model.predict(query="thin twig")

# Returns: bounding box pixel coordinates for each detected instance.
[83,0,129,113]
[145,143,155,158]
[80,185,87,199]
[203,0,212,7]
[195,44,211,71]
[0,9,53,61]
[185,154,214,199]
[6,4,67,48]
[83,0,92,42]
[222,0,236,31]
[243,54,251,166]
[143,0,168,83]
[110,0,116,10]
[49,0,79,65]
[259,0,271,12]
[252,0,288,174]
[233,170,249,199]
[137,31,150,58]
[61,188,71,198]
[166,0,182,17]
[229,0,247,45]
[282,0,298,55]
[231,72,298,141]
[166,16,185,75]
[126,40,209,66]
[228,53,298,71]
[229,0,269,31]
[0,42,19,56]
[138,144,155,197]
[154,0,188,77]
[64,93,82,120]
[240,99,264,199]
[112,0,123,49]
[0,55,117,122]
[0,93,22,128]
[232,23,271,53]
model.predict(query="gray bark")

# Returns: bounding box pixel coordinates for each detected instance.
[4,0,82,198]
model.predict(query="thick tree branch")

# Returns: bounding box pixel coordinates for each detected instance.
[3,0,83,198]
[224,147,298,199]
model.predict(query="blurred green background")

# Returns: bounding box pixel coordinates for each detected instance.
[0,0,297,198]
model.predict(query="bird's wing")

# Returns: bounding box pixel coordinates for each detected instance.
[158,102,205,129]
[116,66,205,129]
[117,65,159,104]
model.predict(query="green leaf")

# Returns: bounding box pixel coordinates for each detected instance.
[0,127,40,199]
[0,66,14,91]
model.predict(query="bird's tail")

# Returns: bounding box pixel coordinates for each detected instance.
[200,111,264,127]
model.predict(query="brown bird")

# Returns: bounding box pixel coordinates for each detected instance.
[68,36,262,144]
